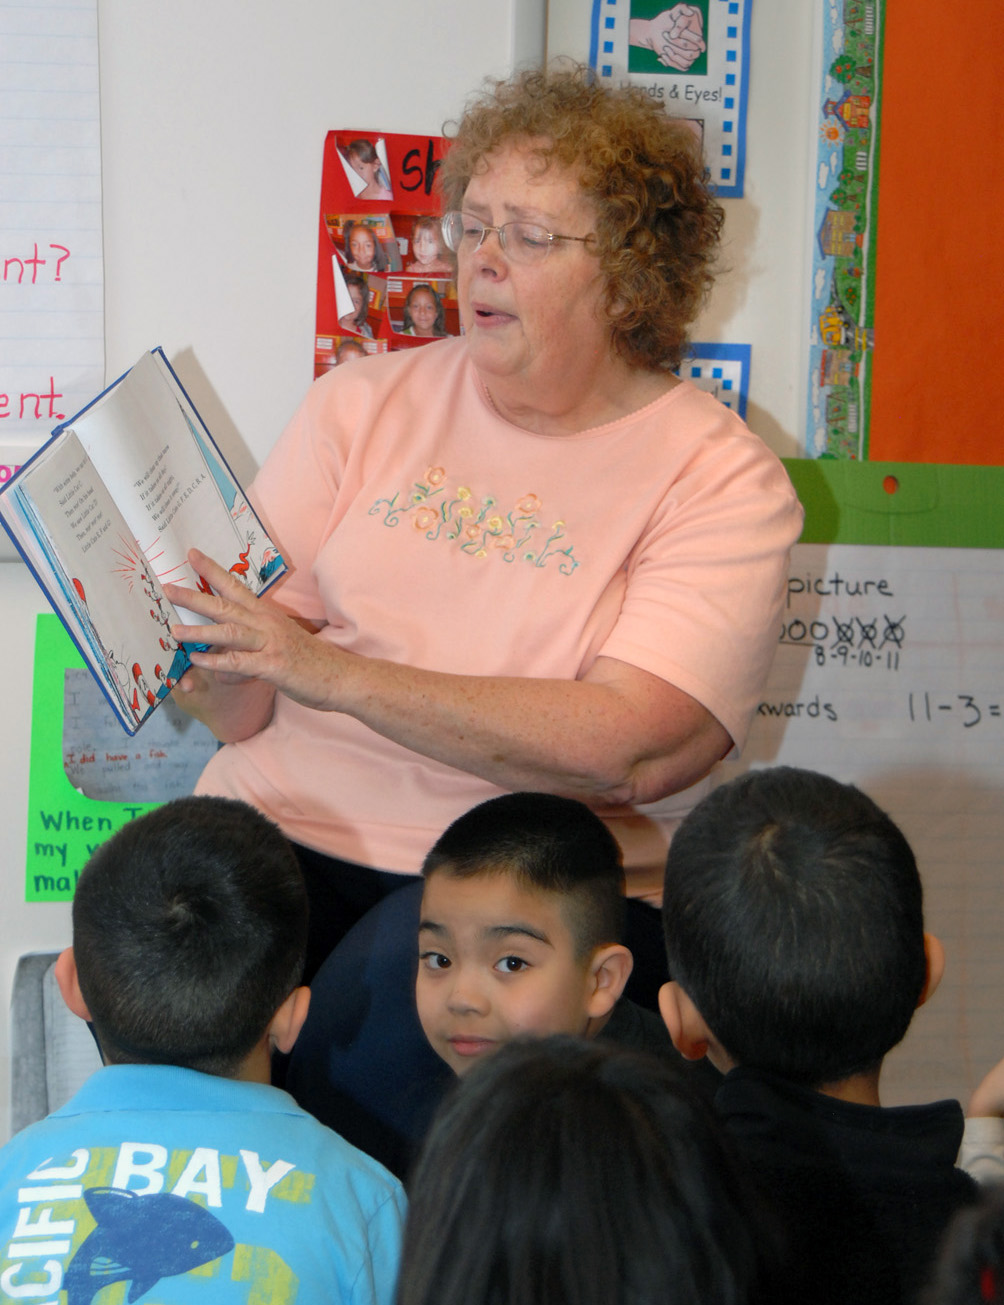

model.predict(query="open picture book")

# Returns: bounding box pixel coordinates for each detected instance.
[0,348,285,734]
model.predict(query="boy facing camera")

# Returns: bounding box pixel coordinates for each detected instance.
[286,792,717,1182]
[0,796,405,1305]
[659,765,977,1305]
[417,792,716,1084]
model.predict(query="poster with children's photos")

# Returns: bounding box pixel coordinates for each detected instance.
[315,131,460,376]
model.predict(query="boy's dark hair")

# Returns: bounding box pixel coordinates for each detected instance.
[72,795,307,1077]
[661,766,927,1087]
[398,1036,774,1305]
[421,793,625,958]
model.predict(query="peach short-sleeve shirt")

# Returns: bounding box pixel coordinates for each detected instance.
[198,339,802,900]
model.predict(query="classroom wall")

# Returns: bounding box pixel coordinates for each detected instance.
[0,0,545,1142]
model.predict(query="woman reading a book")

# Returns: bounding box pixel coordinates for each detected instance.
[167,64,802,1004]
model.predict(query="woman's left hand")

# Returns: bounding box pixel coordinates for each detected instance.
[165,549,344,711]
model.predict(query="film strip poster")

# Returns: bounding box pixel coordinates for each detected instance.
[589,0,751,198]
[805,0,883,459]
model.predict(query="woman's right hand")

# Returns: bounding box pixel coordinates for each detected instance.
[164,552,292,741]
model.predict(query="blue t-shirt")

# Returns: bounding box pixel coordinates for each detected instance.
[0,1064,406,1303]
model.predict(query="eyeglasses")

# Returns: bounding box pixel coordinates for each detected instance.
[441,211,594,266]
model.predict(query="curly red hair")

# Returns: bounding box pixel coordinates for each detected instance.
[439,62,724,372]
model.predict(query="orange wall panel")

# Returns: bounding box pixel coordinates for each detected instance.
[869,0,1004,465]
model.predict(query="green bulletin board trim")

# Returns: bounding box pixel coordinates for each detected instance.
[783,459,1004,549]
[26,614,157,903]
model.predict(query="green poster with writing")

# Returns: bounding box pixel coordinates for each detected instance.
[25,615,217,901]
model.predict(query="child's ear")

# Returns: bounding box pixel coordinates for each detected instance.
[917,933,946,1008]
[53,947,92,1022]
[584,944,633,1020]
[267,986,311,1056]
[658,980,712,1061]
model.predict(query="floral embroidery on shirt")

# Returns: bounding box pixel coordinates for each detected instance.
[369,467,579,574]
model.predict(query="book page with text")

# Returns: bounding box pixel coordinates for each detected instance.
[67,351,281,615]
[11,432,188,731]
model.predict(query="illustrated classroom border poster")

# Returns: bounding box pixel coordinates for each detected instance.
[804,0,883,460]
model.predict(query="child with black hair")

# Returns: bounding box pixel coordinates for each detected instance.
[416,791,688,1074]
[399,284,447,338]
[0,796,405,1304]
[397,1036,775,1305]
[286,793,718,1178]
[659,765,978,1305]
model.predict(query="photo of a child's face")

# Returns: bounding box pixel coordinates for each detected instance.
[339,279,366,331]
[336,339,367,364]
[406,287,439,336]
[349,227,378,270]
[412,225,443,265]
[405,218,452,277]
[341,137,393,200]
[348,150,380,187]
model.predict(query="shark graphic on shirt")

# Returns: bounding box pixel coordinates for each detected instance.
[63,1186,234,1304]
